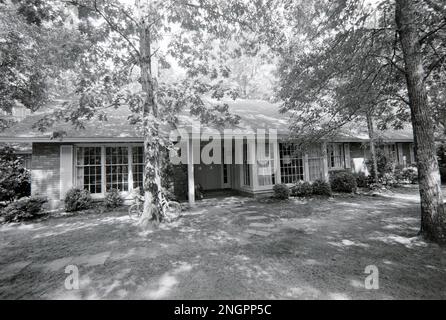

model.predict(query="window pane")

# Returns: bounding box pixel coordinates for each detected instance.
[105,147,129,192]
[279,143,304,184]
[132,146,144,190]
[75,147,102,194]
[257,141,275,186]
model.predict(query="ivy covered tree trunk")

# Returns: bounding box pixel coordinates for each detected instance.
[366,112,379,184]
[139,13,162,225]
[395,0,446,243]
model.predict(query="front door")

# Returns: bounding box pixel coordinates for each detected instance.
[222,164,231,189]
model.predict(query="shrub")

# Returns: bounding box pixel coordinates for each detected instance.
[104,189,124,209]
[273,184,290,200]
[64,188,92,212]
[440,167,446,184]
[354,172,369,188]
[330,171,357,193]
[0,196,47,223]
[402,166,418,184]
[291,181,313,197]
[0,147,31,202]
[366,148,395,179]
[312,179,332,196]
[381,172,399,187]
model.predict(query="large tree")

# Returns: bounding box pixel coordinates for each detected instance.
[273,0,446,243]
[395,0,446,242]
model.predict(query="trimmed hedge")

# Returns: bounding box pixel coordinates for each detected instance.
[273,184,290,200]
[330,171,357,193]
[64,188,92,212]
[291,181,313,197]
[312,179,332,196]
[105,189,124,209]
[0,196,47,223]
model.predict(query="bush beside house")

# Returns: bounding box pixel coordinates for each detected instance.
[104,189,124,209]
[291,180,332,197]
[312,179,332,196]
[291,181,313,197]
[64,188,93,212]
[330,171,357,193]
[0,146,31,203]
[273,184,290,200]
[0,197,47,223]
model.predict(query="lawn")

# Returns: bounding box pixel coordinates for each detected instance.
[0,186,445,300]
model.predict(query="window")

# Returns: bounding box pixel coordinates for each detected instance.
[75,145,144,195]
[105,147,129,191]
[279,143,304,184]
[76,147,102,194]
[327,143,345,169]
[132,146,144,190]
[308,147,324,181]
[243,140,251,186]
[17,154,32,169]
[257,140,276,186]
[383,144,397,162]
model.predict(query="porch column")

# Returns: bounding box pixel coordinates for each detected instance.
[321,142,329,182]
[187,136,195,206]
[249,136,258,190]
[274,139,281,184]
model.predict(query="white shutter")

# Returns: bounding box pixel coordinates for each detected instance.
[60,145,73,200]
[409,143,415,164]
[397,143,404,165]
[344,143,351,169]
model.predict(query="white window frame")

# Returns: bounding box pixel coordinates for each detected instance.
[279,143,304,184]
[256,140,276,187]
[74,143,143,199]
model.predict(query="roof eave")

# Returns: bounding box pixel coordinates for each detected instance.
[0,137,145,143]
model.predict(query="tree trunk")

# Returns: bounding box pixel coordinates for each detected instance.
[139,9,163,226]
[366,112,379,184]
[395,0,446,243]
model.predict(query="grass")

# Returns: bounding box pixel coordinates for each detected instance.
[0,185,445,299]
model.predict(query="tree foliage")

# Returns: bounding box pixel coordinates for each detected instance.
[0,146,30,203]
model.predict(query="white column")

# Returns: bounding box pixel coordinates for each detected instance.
[344,143,351,169]
[397,143,404,166]
[128,147,134,191]
[274,140,281,184]
[101,146,106,195]
[187,136,195,206]
[249,138,257,190]
[409,143,415,164]
[322,142,329,182]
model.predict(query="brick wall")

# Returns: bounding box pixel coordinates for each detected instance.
[31,143,60,208]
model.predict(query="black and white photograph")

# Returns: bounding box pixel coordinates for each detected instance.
[0,0,446,304]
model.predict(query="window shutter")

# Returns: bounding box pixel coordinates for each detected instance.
[60,145,73,200]
[409,143,415,164]
[397,143,404,165]
[344,143,351,168]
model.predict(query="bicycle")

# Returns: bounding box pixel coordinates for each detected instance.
[128,189,145,220]
[128,188,182,224]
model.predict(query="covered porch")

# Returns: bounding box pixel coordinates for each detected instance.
[183,136,331,207]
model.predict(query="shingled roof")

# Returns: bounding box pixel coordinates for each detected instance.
[0,99,413,143]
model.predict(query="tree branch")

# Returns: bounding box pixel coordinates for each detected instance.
[419,19,446,44]
[65,0,140,58]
